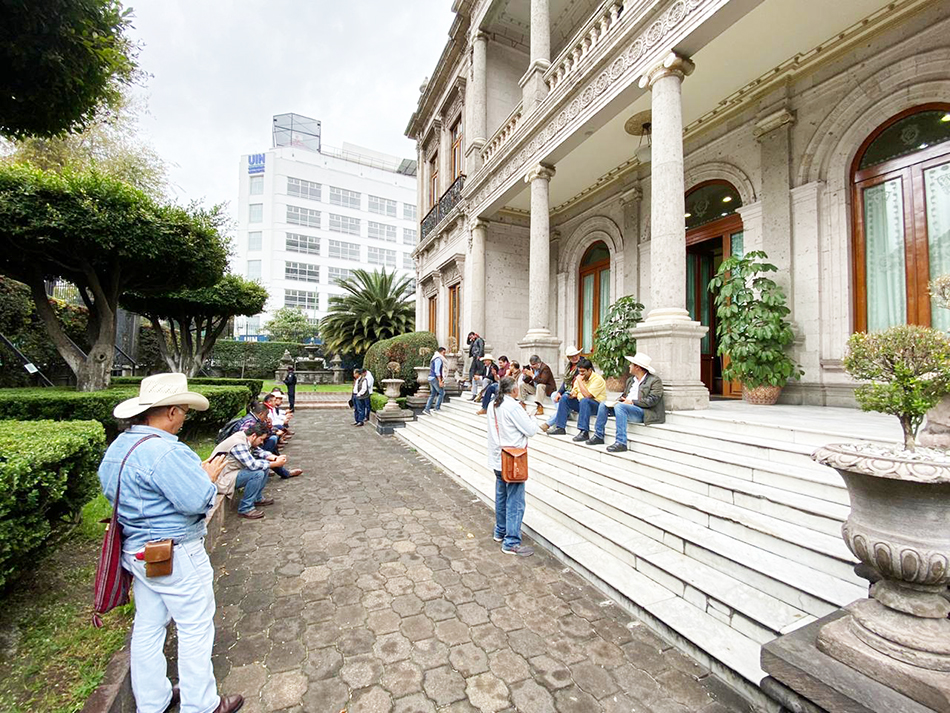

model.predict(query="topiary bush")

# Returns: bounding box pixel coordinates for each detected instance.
[111,376,264,402]
[364,332,438,393]
[370,393,388,412]
[209,340,312,379]
[0,419,105,589]
[0,385,248,440]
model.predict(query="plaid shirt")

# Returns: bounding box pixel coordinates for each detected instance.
[229,439,271,472]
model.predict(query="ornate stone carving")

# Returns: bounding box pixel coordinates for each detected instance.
[813,443,950,483]
[638,52,695,89]
[524,163,556,184]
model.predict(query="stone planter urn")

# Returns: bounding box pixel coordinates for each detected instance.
[444,352,461,395]
[919,395,950,448]
[374,378,413,433]
[406,365,431,409]
[812,443,950,710]
[742,384,782,405]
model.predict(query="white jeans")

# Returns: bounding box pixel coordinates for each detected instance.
[122,538,219,713]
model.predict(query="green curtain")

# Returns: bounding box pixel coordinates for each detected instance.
[926,162,950,331]
[863,179,906,330]
[582,274,594,352]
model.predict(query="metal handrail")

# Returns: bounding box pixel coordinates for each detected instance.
[0,333,54,386]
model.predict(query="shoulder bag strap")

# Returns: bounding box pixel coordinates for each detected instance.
[113,434,160,511]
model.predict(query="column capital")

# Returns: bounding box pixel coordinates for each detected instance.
[473,29,490,44]
[638,52,695,90]
[471,217,490,231]
[524,163,556,184]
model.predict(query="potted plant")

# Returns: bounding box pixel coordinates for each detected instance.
[919,274,950,447]
[591,296,644,391]
[708,250,802,404]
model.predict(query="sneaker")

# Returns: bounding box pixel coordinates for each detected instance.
[586,436,604,446]
[548,427,567,436]
[572,431,589,442]
[606,443,627,453]
[502,545,535,557]
[493,535,504,542]
[422,410,431,415]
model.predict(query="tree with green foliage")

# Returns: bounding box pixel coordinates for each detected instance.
[0,163,228,391]
[0,0,137,139]
[122,275,268,377]
[320,269,415,356]
[264,307,318,344]
[592,296,644,378]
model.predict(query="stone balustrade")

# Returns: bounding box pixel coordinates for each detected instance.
[480,104,523,164]
[545,0,627,94]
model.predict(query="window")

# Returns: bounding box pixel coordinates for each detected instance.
[428,295,437,334]
[287,177,321,201]
[286,205,320,228]
[249,203,263,223]
[403,228,418,245]
[368,221,397,242]
[286,232,319,255]
[246,316,261,334]
[852,105,950,332]
[328,239,360,261]
[429,155,439,210]
[451,119,463,179]
[408,278,417,293]
[248,231,262,251]
[249,175,264,195]
[448,283,461,348]
[403,253,415,270]
[578,242,611,354]
[329,186,361,210]
[329,213,360,236]
[404,203,417,220]
[285,289,318,311]
[285,261,320,283]
[368,195,397,217]
[368,246,396,268]
[328,266,355,284]
[247,260,262,280]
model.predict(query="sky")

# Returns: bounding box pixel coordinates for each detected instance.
[126,1,455,213]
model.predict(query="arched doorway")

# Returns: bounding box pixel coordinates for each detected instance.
[685,180,744,397]
[852,104,950,332]
[578,241,611,354]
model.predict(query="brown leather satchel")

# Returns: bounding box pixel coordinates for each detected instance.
[492,405,529,484]
[144,539,174,578]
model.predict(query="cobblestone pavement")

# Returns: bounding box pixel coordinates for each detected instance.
[210,410,752,713]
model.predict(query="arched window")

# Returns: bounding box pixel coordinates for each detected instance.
[852,104,950,332]
[578,241,611,353]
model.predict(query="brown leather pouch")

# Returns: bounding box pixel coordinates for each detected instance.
[144,539,174,578]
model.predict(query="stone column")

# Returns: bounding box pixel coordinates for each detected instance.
[519,164,561,367]
[632,53,708,411]
[415,271,425,335]
[754,107,796,295]
[467,31,489,173]
[520,0,551,113]
[469,219,487,339]
[440,119,453,192]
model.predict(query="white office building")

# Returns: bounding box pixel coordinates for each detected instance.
[234,113,418,338]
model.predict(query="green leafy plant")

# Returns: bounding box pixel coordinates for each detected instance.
[210,340,310,379]
[591,296,644,378]
[111,376,264,403]
[387,361,402,378]
[263,307,319,344]
[370,393,389,412]
[708,250,802,389]
[320,269,415,355]
[844,325,950,451]
[363,332,438,393]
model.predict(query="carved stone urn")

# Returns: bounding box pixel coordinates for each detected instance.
[444,352,461,395]
[374,378,413,431]
[406,366,431,409]
[812,443,950,710]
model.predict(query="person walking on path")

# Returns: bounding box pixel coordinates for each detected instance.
[466,331,485,386]
[424,346,447,414]
[210,421,285,520]
[486,376,539,557]
[352,368,370,426]
[587,352,666,452]
[283,365,297,411]
[99,373,244,713]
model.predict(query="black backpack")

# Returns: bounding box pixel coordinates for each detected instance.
[216,417,245,444]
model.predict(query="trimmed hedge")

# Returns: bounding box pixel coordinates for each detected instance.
[364,332,438,394]
[370,393,388,412]
[0,386,248,440]
[0,420,105,589]
[111,376,264,402]
[210,340,313,379]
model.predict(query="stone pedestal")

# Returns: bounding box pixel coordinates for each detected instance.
[631,320,709,411]
[406,366,431,410]
[374,378,413,435]
[444,353,461,395]
[520,60,550,113]
[330,354,344,385]
[518,336,562,383]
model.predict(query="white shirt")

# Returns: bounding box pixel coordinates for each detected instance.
[486,395,539,471]
[365,371,375,392]
[624,375,642,404]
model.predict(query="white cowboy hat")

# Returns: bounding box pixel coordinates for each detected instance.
[113,373,210,419]
[565,345,582,357]
[625,352,656,374]
[481,354,495,362]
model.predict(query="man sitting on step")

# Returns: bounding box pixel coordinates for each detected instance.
[544,357,606,437]
[585,352,665,452]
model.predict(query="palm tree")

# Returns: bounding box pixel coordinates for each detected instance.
[320,269,415,355]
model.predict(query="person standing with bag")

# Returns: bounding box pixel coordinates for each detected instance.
[97,373,244,713]
[486,376,538,557]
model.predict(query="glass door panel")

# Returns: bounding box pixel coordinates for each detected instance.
[599,268,611,324]
[581,274,595,352]
[925,161,950,331]
[863,178,907,330]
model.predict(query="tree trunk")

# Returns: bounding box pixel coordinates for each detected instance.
[901,415,917,452]
[76,342,114,391]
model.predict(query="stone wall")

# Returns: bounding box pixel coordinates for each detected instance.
[486,43,528,140]
[484,220,530,361]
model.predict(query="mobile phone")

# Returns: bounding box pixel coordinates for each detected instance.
[211,452,227,460]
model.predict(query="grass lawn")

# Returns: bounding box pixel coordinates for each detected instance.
[0,434,215,713]
[260,380,351,394]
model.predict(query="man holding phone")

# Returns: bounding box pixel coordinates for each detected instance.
[210,421,287,520]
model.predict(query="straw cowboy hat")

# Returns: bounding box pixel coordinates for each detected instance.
[625,352,656,375]
[113,373,210,419]
[565,345,582,357]
[480,354,495,362]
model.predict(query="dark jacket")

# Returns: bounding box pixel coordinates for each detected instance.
[524,363,557,396]
[468,336,485,359]
[623,373,665,425]
[559,362,579,394]
[471,359,487,378]
[283,371,297,387]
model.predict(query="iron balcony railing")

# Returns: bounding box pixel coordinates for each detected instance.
[421,174,465,241]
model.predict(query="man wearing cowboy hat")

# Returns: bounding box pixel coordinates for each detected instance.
[586,352,666,452]
[99,373,244,713]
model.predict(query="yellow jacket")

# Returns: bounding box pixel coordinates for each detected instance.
[571,371,607,402]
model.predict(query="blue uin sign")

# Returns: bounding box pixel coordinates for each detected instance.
[248,153,266,174]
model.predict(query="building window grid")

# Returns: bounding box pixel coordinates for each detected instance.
[285,232,319,255]
[248,231,262,251]
[328,266,355,284]
[403,228,418,245]
[287,177,321,201]
[403,253,415,270]
[247,260,262,280]
[249,203,263,223]
[404,203,417,220]
[249,175,264,195]
[368,246,396,268]
[368,221,397,242]
[285,261,320,283]
[329,213,360,236]
[369,195,397,217]
[284,289,318,311]
[287,205,320,228]
[329,186,361,210]
[328,239,361,261]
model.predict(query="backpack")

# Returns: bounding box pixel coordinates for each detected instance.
[216,417,245,444]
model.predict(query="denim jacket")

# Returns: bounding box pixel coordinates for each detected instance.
[98,425,217,552]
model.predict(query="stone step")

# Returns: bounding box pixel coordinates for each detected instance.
[396,425,769,687]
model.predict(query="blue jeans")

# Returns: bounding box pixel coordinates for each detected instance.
[354,397,370,423]
[122,539,218,713]
[553,396,580,429]
[235,468,267,513]
[576,397,601,433]
[262,434,279,455]
[481,382,499,410]
[494,470,526,550]
[611,402,645,445]
[425,377,445,411]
